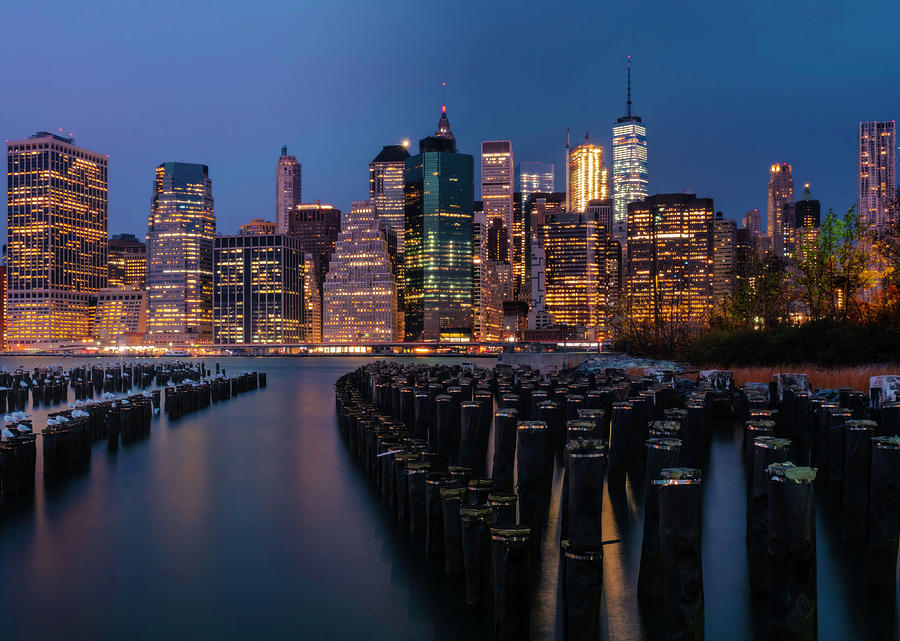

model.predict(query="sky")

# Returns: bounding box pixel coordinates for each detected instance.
[1,0,898,238]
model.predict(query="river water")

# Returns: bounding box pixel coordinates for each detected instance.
[0,356,896,640]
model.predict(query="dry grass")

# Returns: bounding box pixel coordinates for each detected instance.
[702,364,900,392]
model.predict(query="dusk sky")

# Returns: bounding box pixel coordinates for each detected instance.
[2,0,898,237]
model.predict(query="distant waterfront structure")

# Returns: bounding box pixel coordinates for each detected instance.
[858,120,897,230]
[240,218,276,235]
[322,201,399,343]
[146,162,215,345]
[742,208,762,237]
[92,287,147,344]
[516,162,555,206]
[370,143,411,252]
[481,140,515,282]
[612,56,648,242]
[767,163,794,257]
[276,146,302,234]
[6,132,108,346]
[568,135,609,214]
[404,106,474,341]
[213,232,303,344]
[108,233,147,290]
[712,212,737,304]
[627,193,714,323]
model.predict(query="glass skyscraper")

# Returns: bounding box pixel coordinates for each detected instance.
[516,161,555,206]
[404,107,474,341]
[612,58,648,240]
[146,162,215,345]
[858,120,897,230]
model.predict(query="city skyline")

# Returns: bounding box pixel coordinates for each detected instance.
[2,2,897,239]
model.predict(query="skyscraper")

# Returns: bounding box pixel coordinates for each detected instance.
[568,135,609,214]
[276,146,302,234]
[404,107,474,341]
[146,162,215,345]
[322,201,399,343]
[858,120,897,230]
[481,140,515,284]
[370,143,411,251]
[516,162,555,206]
[742,209,762,237]
[767,163,794,257]
[108,233,147,290]
[213,232,304,344]
[612,56,648,242]
[795,184,821,229]
[712,212,737,304]
[472,211,505,341]
[627,193,714,323]
[6,132,108,346]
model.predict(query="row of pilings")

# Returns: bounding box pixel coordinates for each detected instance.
[0,362,267,506]
[336,362,900,641]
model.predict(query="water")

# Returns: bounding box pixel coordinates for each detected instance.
[0,356,897,640]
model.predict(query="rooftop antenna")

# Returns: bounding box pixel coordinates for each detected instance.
[626,55,632,117]
[442,81,447,113]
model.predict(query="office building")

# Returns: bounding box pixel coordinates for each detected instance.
[404,106,474,341]
[108,233,147,290]
[767,163,794,257]
[568,135,609,214]
[276,146,302,234]
[472,211,505,341]
[858,121,897,230]
[240,218,276,235]
[627,194,714,323]
[213,232,304,344]
[742,209,762,237]
[712,212,737,304]
[794,184,821,229]
[322,201,399,343]
[92,287,147,344]
[612,56,648,240]
[289,201,341,283]
[6,132,108,346]
[526,191,567,243]
[370,143,411,252]
[481,140,515,280]
[146,162,215,345]
[517,162,555,206]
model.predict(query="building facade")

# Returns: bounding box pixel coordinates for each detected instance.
[858,120,897,230]
[742,209,762,237]
[472,212,505,341]
[289,202,341,280]
[370,144,411,252]
[404,108,474,341]
[213,232,304,344]
[481,140,515,285]
[516,161,555,206]
[6,132,108,346]
[568,136,609,214]
[322,201,399,343]
[712,212,737,304]
[767,163,794,257]
[146,162,215,345]
[108,233,147,290]
[240,218,276,235]
[92,287,147,344]
[627,194,714,323]
[276,146,302,235]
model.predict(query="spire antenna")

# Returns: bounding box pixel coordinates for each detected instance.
[441,81,447,113]
[626,55,632,118]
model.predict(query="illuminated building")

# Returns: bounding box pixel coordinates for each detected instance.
[585,199,614,236]
[527,241,551,330]
[542,213,617,338]
[92,287,147,344]
[322,201,398,343]
[858,121,897,230]
[213,232,303,344]
[487,218,509,263]
[276,146,302,234]
[301,253,321,343]
[742,209,762,237]
[516,161,555,206]
[0,263,6,348]
[108,233,147,290]
[568,135,609,214]
[767,163,794,257]
[289,201,341,285]
[511,192,530,301]
[6,132,108,346]
[795,184,821,229]
[526,191,567,243]
[712,212,737,304]
[626,194,714,323]
[612,56,648,242]
[370,143,411,252]
[146,162,215,345]
[240,218,276,235]
[472,212,505,341]
[403,106,474,341]
[481,140,515,286]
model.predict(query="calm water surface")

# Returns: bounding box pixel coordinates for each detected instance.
[0,357,896,640]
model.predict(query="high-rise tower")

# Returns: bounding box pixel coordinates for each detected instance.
[481,140,515,295]
[858,121,897,230]
[146,162,215,345]
[370,143,411,251]
[612,56,648,242]
[516,162,555,206]
[568,134,608,214]
[276,146,302,235]
[6,132,108,345]
[767,162,794,257]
